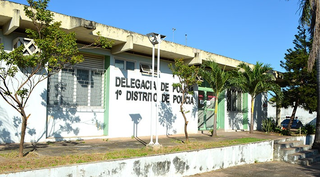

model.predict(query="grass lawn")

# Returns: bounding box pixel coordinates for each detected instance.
[0,137,265,174]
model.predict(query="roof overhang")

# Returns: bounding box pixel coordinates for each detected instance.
[0,1,254,70]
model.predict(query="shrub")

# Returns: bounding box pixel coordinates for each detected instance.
[280,129,291,136]
[300,124,315,135]
[262,118,275,133]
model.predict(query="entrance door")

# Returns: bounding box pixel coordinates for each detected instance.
[198,90,215,131]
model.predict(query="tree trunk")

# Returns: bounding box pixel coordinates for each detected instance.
[276,105,281,127]
[313,54,320,150]
[181,104,189,142]
[250,97,255,133]
[212,93,219,137]
[19,109,28,158]
[180,91,189,142]
[287,98,299,132]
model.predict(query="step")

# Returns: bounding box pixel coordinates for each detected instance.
[287,149,319,163]
[274,141,305,150]
[274,136,306,144]
[274,141,307,161]
[277,145,313,161]
[297,154,320,166]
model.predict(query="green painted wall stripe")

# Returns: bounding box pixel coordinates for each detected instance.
[198,87,214,92]
[217,91,225,129]
[242,92,249,130]
[103,55,111,135]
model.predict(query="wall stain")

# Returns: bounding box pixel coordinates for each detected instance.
[144,163,151,176]
[111,169,118,175]
[152,161,171,176]
[133,160,141,176]
[173,156,186,174]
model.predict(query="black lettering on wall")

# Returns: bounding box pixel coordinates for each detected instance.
[115,77,121,87]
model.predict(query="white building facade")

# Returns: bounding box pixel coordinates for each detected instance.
[0,1,267,144]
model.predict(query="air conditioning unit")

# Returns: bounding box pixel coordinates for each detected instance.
[12,37,40,55]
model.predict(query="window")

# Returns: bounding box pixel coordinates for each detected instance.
[115,59,135,70]
[12,37,40,55]
[115,60,124,69]
[126,61,135,70]
[140,63,158,75]
[227,88,242,112]
[48,68,104,107]
[48,53,105,107]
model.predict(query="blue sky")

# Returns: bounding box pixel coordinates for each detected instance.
[12,0,302,71]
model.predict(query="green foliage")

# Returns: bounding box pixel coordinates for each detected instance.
[168,59,202,141]
[237,62,281,99]
[199,60,233,136]
[280,26,316,112]
[262,118,276,133]
[280,129,291,136]
[200,60,233,95]
[169,59,202,103]
[301,124,316,135]
[0,0,112,157]
[236,62,281,133]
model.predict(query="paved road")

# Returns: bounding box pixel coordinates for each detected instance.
[187,161,320,177]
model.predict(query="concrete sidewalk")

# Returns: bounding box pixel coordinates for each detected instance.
[1,131,285,156]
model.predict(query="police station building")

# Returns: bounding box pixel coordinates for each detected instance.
[0,1,267,144]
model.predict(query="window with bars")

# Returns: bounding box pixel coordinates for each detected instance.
[47,53,105,107]
[47,68,104,107]
[227,88,243,112]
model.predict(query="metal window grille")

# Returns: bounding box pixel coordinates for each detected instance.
[47,53,105,107]
[227,88,243,112]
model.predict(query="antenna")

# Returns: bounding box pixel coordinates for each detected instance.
[172,28,176,42]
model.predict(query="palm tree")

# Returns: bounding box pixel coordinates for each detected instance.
[299,0,320,150]
[200,61,232,136]
[237,62,281,133]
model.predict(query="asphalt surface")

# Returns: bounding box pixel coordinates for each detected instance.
[1,131,320,176]
[187,161,320,177]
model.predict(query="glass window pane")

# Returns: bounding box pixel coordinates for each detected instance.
[47,73,59,105]
[231,91,236,111]
[126,61,135,70]
[90,71,103,106]
[227,90,231,111]
[76,69,89,106]
[140,64,151,73]
[115,59,124,69]
[60,69,75,106]
[237,91,242,112]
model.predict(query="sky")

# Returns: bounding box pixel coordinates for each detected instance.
[11,0,303,72]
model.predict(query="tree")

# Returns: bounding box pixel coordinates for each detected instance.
[280,26,317,133]
[299,0,320,150]
[236,62,281,133]
[199,61,232,136]
[169,59,202,142]
[269,93,282,127]
[0,0,112,157]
